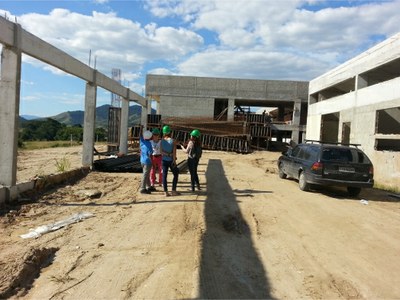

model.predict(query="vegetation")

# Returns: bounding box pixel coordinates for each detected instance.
[54,156,71,172]
[19,118,107,148]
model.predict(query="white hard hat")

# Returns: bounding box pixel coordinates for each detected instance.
[143,130,153,140]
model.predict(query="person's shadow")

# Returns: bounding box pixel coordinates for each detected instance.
[198,159,272,299]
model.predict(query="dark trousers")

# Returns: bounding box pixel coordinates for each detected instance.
[162,160,179,192]
[188,157,200,191]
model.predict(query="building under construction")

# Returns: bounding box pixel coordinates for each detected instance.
[143,75,309,152]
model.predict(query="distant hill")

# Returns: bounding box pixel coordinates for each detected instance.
[49,104,146,128]
[21,114,41,120]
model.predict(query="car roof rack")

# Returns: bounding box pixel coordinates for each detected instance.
[304,139,361,148]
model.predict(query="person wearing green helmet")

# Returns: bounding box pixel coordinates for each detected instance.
[160,125,180,196]
[150,127,162,189]
[162,125,171,135]
[181,129,203,192]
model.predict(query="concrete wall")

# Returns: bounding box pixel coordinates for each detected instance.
[160,95,215,118]
[0,168,89,207]
[147,74,309,102]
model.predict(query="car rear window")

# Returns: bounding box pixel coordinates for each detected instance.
[321,147,370,164]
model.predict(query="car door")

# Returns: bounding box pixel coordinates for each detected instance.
[287,145,303,178]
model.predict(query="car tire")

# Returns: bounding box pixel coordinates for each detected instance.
[278,164,287,179]
[298,172,309,191]
[347,187,361,197]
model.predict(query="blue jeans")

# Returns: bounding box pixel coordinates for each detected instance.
[141,163,152,190]
[162,160,179,192]
[188,157,200,191]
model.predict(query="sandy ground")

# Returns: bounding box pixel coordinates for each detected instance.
[1,146,400,299]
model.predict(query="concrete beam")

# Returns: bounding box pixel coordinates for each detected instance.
[0,16,146,106]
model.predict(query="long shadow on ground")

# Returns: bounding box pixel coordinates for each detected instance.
[199,159,272,299]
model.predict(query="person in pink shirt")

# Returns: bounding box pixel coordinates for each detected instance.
[150,128,162,188]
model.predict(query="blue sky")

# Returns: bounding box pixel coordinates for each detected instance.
[1,0,400,117]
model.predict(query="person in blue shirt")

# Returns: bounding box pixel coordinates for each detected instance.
[140,129,155,194]
[160,125,180,196]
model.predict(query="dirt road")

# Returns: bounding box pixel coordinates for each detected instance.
[1,147,400,299]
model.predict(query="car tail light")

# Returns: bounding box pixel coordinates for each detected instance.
[369,165,374,176]
[311,162,323,172]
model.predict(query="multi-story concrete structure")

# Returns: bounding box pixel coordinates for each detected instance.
[146,74,309,144]
[307,33,400,189]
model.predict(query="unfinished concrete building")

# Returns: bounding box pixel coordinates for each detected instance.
[145,75,309,151]
[307,33,400,189]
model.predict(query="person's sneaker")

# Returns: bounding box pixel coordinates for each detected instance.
[148,186,157,192]
[140,189,151,194]
[171,190,181,196]
[165,191,171,197]
[196,184,202,191]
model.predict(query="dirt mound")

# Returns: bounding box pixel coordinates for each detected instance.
[0,247,58,298]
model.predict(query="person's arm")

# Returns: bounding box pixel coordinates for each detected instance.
[180,140,192,153]
[172,139,178,164]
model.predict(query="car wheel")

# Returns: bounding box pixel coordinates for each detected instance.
[347,187,361,197]
[298,172,309,191]
[278,164,287,179]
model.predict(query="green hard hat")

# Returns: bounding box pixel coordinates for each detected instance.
[152,128,160,135]
[191,129,201,138]
[162,125,171,134]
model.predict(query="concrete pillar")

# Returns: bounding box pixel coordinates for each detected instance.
[356,74,368,90]
[82,82,97,167]
[119,98,129,154]
[147,99,152,115]
[155,100,160,115]
[0,45,22,187]
[227,98,235,121]
[291,100,302,144]
[141,103,148,128]
[292,100,301,126]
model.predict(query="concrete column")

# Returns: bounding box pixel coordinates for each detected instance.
[227,98,235,121]
[155,100,160,115]
[82,82,97,167]
[147,99,152,115]
[292,100,301,126]
[291,100,302,144]
[356,74,368,90]
[119,98,129,154]
[0,46,22,187]
[141,104,148,128]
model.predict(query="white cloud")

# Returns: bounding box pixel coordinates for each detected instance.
[177,48,327,80]
[16,8,203,76]
[146,0,400,78]
[148,68,174,75]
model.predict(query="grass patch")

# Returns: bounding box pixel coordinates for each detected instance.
[55,156,71,172]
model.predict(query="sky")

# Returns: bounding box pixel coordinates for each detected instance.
[1,0,400,117]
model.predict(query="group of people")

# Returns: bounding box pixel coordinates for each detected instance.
[139,125,202,197]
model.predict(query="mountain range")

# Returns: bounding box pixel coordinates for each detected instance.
[20,104,147,128]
